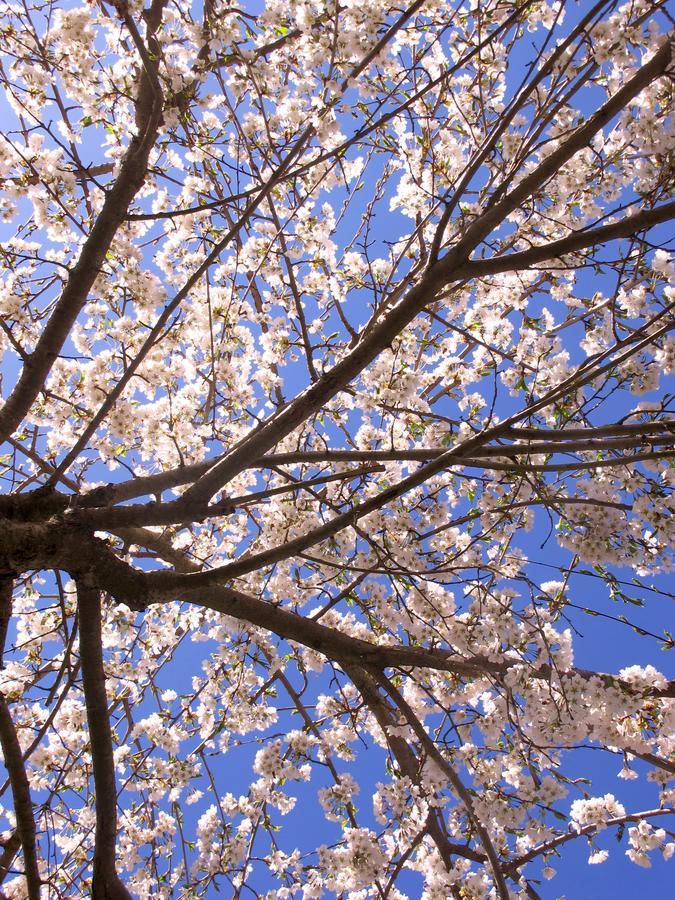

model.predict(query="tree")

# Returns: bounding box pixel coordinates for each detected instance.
[0,0,673,895]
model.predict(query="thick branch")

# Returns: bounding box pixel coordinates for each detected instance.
[76,579,131,900]
[455,201,675,279]
[0,701,40,900]
[0,830,21,888]
[0,577,12,670]
[1,521,672,700]
[0,17,164,444]
[142,579,675,700]
[0,576,40,900]
[78,427,673,509]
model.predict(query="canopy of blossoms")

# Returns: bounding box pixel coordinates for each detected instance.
[0,0,673,897]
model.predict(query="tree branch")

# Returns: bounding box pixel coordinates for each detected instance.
[78,423,674,509]
[0,7,164,444]
[345,663,479,890]
[76,579,131,899]
[141,579,675,700]
[506,807,675,872]
[0,830,21,889]
[0,575,40,900]
[376,672,511,899]
[437,36,673,277]
[455,201,675,280]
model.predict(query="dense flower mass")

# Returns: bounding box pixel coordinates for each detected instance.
[0,0,673,896]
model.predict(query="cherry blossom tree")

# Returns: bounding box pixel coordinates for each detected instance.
[0,0,674,896]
